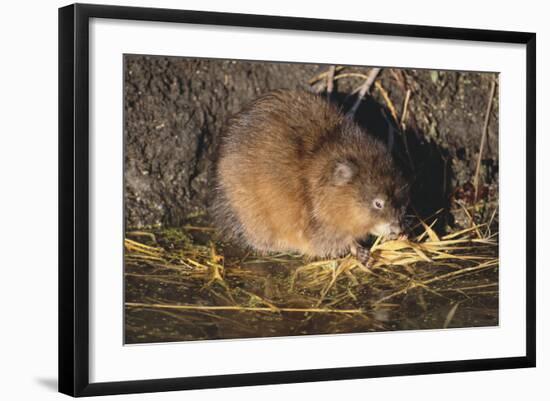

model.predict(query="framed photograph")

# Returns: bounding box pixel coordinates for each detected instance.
[58,3,536,397]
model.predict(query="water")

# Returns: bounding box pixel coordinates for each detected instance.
[124,228,498,344]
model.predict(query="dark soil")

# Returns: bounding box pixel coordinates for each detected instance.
[124,55,498,228]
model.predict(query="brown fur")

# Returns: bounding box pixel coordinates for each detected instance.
[212,90,409,258]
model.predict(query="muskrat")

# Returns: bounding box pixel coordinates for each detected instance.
[212,89,409,264]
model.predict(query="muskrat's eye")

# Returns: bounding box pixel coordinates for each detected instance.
[372,198,384,210]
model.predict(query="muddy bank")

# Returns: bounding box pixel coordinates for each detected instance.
[124,55,498,228]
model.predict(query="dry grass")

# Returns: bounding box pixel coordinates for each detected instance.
[124,208,498,343]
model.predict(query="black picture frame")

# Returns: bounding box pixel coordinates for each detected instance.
[59,3,536,397]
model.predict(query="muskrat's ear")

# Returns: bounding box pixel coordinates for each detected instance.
[332,160,357,186]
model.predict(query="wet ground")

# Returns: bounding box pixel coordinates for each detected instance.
[124,215,498,344]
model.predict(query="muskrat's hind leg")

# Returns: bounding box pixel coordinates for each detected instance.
[350,242,373,267]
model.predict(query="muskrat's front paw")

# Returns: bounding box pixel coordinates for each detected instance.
[355,246,373,267]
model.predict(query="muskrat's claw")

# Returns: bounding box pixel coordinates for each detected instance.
[355,246,373,268]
